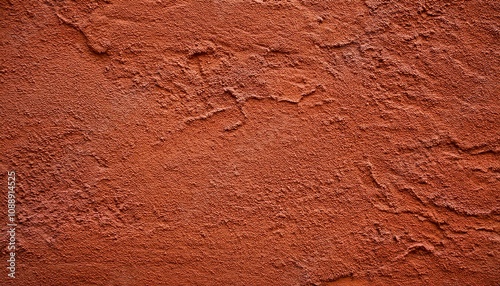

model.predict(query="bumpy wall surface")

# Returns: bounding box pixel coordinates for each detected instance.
[1,0,499,285]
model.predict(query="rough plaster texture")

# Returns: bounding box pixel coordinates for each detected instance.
[1,0,499,285]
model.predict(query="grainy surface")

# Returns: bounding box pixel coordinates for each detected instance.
[1,0,499,285]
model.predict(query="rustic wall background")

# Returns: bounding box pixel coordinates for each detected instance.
[1,0,499,285]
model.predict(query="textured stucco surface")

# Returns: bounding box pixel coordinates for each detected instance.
[1,0,499,285]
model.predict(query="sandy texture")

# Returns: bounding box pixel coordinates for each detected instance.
[1,0,499,285]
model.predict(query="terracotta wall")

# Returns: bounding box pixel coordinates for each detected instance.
[1,0,499,285]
